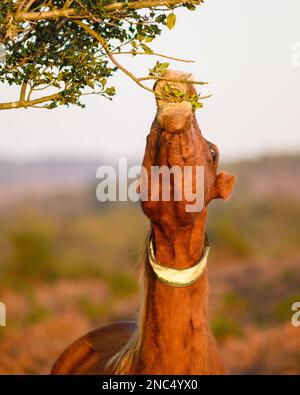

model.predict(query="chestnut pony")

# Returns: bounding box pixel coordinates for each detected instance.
[52,71,235,375]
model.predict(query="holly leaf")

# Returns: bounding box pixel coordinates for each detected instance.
[167,13,176,30]
[160,62,169,69]
[141,44,153,54]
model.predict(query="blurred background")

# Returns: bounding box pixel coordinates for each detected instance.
[0,0,300,375]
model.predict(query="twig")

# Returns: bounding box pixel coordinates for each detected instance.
[114,51,195,63]
[139,76,209,85]
[24,0,37,12]
[16,1,28,14]
[73,20,155,94]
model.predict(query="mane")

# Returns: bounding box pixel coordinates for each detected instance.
[107,235,151,374]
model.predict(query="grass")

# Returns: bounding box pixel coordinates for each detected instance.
[23,304,52,326]
[78,297,111,322]
[1,195,299,285]
[275,293,300,322]
[223,291,249,313]
[211,316,244,341]
[108,273,138,297]
[0,189,299,344]
[208,212,252,258]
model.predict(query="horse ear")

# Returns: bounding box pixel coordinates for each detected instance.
[213,172,235,200]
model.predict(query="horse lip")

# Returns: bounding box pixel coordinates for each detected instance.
[157,101,193,134]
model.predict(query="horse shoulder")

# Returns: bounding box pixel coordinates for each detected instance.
[51,321,136,375]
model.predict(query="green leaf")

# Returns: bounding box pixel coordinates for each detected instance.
[186,4,196,11]
[136,34,145,42]
[167,13,176,30]
[87,80,94,89]
[155,15,166,23]
[100,78,107,88]
[164,84,171,93]
[192,101,203,110]
[174,90,183,98]
[141,44,153,54]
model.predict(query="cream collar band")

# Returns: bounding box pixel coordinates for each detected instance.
[148,235,210,288]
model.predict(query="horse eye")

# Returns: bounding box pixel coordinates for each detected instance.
[210,148,217,161]
[208,142,217,162]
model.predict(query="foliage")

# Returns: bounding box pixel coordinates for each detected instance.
[0,0,204,110]
[275,293,300,322]
[78,296,110,322]
[108,272,138,296]
[211,316,244,341]
[9,229,57,282]
[24,303,51,325]
[162,81,209,109]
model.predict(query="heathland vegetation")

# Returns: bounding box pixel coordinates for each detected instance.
[0,154,299,374]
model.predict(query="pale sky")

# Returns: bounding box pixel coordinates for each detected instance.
[0,0,299,162]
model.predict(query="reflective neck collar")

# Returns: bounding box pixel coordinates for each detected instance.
[148,235,210,287]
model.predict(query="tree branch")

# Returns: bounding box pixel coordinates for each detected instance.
[16,1,28,14]
[19,82,27,101]
[114,51,195,63]
[1,1,205,110]
[73,20,208,106]
[16,0,202,22]
[139,76,208,85]
[23,0,37,13]
[74,20,155,94]
[0,92,62,110]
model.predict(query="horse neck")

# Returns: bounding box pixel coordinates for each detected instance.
[134,214,211,374]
